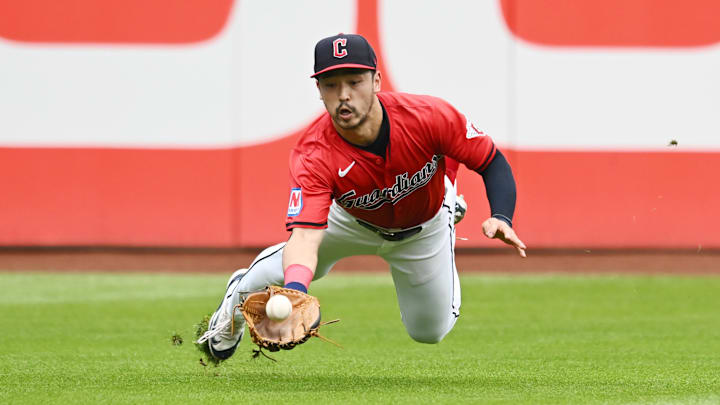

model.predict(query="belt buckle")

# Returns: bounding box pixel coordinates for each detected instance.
[379,227,420,241]
[380,231,402,241]
[357,220,420,241]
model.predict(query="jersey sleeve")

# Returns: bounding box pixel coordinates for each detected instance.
[430,98,497,172]
[285,153,333,231]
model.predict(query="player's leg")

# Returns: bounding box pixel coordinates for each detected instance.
[383,177,461,343]
[197,243,292,359]
[238,202,378,287]
[229,200,379,309]
[198,203,379,359]
[196,243,286,359]
[389,260,460,343]
[235,243,286,292]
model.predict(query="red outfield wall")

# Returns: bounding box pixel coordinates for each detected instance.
[1,0,719,249]
[2,146,717,249]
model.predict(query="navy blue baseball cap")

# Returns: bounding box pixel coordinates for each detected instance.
[312,33,377,78]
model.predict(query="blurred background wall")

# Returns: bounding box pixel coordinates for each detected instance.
[1,0,718,249]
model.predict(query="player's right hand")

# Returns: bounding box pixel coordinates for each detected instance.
[481,217,527,258]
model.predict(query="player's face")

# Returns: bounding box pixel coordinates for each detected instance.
[317,69,381,131]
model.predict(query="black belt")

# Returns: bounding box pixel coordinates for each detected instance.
[356,220,422,241]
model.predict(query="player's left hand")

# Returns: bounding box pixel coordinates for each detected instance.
[481,217,527,258]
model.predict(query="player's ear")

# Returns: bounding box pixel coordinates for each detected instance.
[316,80,323,100]
[373,71,382,92]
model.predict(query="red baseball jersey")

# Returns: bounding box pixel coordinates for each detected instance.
[285,92,496,230]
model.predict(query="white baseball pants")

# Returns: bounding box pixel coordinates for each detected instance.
[235,176,461,343]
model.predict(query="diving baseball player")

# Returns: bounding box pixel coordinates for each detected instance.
[197,34,526,359]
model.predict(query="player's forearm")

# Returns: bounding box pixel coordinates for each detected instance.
[281,228,324,293]
[282,227,324,273]
[476,149,516,226]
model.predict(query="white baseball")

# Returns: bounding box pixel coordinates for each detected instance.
[265,294,292,322]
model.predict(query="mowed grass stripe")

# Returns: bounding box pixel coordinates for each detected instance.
[0,272,718,404]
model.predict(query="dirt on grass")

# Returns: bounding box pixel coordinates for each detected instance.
[0,247,717,275]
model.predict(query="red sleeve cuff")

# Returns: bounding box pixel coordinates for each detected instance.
[474,144,497,173]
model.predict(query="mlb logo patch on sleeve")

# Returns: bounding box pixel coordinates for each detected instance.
[465,121,486,139]
[287,188,303,217]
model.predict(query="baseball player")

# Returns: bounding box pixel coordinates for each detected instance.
[199,34,526,360]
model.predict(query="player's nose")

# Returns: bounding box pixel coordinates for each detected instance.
[338,83,351,101]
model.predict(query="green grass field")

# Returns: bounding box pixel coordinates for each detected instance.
[1,272,718,404]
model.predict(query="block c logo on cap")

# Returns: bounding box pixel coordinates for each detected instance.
[333,38,348,58]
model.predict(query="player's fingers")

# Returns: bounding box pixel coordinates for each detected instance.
[509,234,527,251]
[516,245,527,258]
[508,234,527,258]
[499,227,527,256]
[505,230,526,250]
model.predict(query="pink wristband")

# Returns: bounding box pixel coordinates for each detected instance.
[284,264,314,289]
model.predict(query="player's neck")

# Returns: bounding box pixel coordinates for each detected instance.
[334,96,383,147]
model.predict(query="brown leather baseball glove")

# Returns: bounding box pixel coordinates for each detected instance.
[241,285,338,354]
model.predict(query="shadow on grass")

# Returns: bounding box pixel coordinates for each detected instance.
[206,370,512,394]
[197,366,720,400]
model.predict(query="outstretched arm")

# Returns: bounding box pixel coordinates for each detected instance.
[476,150,527,258]
[281,227,325,291]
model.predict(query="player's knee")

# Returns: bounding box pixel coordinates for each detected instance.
[406,326,448,344]
[411,333,443,344]
[404,313,457,344]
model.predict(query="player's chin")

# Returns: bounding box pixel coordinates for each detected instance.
[334,115,359,129]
